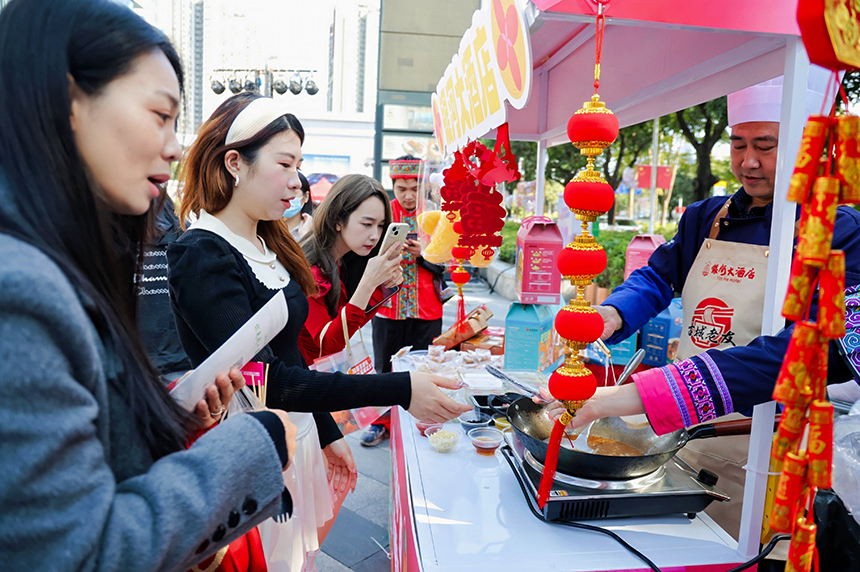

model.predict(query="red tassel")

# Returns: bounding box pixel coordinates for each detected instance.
[456,286,467,333]
[537,418,566,509]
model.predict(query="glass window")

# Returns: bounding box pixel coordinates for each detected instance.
[382,104,434,132]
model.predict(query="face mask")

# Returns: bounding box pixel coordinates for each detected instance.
[282,197,303,218]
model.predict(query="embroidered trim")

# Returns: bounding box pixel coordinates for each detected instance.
[699,352,733,415]
[676,358,717,423]
[840,284,860,381]
[393,212,419,319]
[661,366,692,427]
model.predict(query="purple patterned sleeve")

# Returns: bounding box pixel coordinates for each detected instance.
[699,351,734,416]
[839,285,860,381]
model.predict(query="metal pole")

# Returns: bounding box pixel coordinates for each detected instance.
[649,117,659,233]
[535,140,548,217]
[628,179,634,219]
[736,37,810,560]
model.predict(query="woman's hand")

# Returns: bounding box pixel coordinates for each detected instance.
[322,438,358,494]
[563,384,647,431]
[269,410,298,471]
[364,241,404,288]
[350,241,404,310]
[194,368,245,428]
[297,213,314,238]
[407,373,473,422]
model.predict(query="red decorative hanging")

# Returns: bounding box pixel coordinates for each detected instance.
[537,1,618,509]
[439,123,521,328]
[764,20,855,555]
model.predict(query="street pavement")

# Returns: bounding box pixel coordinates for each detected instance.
[316,276,512,571]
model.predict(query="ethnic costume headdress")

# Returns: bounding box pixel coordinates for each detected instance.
[389,159,423,179]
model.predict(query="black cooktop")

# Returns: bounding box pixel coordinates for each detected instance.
[502,430,730,522]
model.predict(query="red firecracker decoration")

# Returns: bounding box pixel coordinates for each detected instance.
[765,14,857,558]
[537,2,618,509]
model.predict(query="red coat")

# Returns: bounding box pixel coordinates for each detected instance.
[298,266,384,365]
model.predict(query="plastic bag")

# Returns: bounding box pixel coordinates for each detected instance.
[833,411,860,527]
[310,308,388,431]
[225,385,266,418]
[814,489,860,571]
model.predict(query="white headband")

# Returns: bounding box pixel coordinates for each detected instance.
[225,97,289,145]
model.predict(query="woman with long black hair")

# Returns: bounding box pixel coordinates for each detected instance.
[0,1,297,569]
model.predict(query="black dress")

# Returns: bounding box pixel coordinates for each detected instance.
[167,227,412,447]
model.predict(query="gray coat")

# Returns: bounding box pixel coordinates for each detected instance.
[0,235,287,571]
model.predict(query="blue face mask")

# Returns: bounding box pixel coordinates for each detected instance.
[282,197,304,218]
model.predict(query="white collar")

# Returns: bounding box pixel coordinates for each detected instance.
[190,210,291,290]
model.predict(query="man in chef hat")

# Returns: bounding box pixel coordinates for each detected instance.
[559,66,860,541]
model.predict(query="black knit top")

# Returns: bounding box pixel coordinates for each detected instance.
[167,228,412,447]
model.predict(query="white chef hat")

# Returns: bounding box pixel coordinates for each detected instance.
[728,65,835,127]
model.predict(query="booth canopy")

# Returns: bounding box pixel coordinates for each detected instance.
[510,0,804,146]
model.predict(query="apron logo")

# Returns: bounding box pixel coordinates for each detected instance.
[701,261,755,283]
[688,297,737,349]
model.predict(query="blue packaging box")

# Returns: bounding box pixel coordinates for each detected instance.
[504,303,564,372]
[641,298,683,366]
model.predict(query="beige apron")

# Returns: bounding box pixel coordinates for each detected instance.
[675,200,769,540]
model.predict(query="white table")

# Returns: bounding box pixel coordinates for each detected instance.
[389,406,747,572]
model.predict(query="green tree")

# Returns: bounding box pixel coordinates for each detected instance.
[672,98,729,203]
[839,70,860,110]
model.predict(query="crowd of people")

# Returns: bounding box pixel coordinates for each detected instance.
[4,0,860,571]
[0,1,470,570]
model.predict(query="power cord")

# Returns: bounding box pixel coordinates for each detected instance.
[503,446,661,571]
[723,534,791,572]
[502,445,793,572]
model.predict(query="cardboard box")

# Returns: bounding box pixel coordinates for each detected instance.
[504,303,563,372]
[460,332,505,355]
[624,235,666,280]
[584,332,639,367]
[432,304,493,350]
[516,218,563,305]
[641,298,683,366]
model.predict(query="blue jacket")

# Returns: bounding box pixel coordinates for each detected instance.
[603,189,860,418]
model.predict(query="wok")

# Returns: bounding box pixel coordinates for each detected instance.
[499,396,756,481]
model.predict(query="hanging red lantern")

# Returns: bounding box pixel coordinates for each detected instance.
[537,1,617,511]
[557,239,607,282]
[450,269,470,286]
[567,97,620,156]
[564,173,615,218]
[554,302,604,343]
[451,246,471,260]
[548,365,598,403]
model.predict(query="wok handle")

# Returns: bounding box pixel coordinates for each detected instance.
[687,416,782,440]
[486,393,517,417]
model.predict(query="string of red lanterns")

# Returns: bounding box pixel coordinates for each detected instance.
[537,2,618,509]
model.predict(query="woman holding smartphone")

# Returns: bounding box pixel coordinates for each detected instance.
[168,93,470,571]
[298,174,404,365]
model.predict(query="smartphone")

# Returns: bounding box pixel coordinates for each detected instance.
[379,222,409,253]
[406,232,418,242]
[366,285,400,313]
